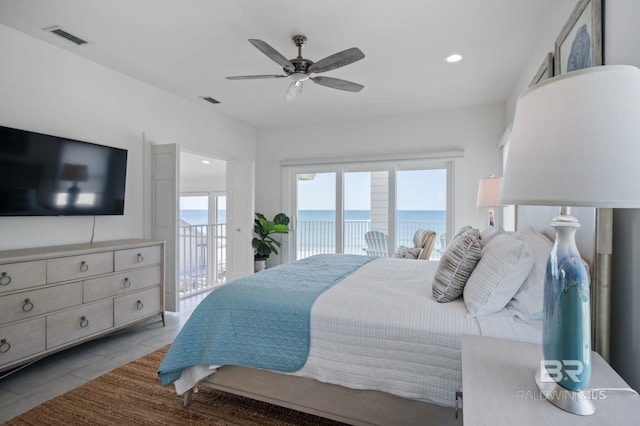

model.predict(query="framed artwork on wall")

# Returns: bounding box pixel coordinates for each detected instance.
[529,52,554,87]
[554,0,603,75]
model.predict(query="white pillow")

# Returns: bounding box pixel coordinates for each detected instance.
[464,233,534,317]
[432,228,482,302]
[506,227,553,320]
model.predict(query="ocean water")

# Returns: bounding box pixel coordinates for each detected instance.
[180,209,445,225]
[297,210,446,256]
[180,209,446,257]
[298,209,445,222]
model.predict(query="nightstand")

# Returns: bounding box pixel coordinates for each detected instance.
[461,334,640,425]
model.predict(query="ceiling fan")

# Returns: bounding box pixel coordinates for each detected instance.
[226,35,365,101]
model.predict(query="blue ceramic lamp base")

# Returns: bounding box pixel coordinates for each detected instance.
[538,210,594,415]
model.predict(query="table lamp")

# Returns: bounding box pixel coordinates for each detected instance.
[476,175,505,227]
[500,65,640,415]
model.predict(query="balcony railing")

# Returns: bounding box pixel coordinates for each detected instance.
[178,220,444,295]
[178,223,226,298]
[297,219,447,260]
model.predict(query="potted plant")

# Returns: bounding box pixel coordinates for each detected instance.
[253,212,290,271]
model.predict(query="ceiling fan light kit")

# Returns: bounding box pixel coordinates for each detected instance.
[226,35,365,100]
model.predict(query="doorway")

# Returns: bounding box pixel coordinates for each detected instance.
[178,152,227,303]
[146,136,255,312]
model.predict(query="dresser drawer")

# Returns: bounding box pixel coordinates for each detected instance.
[114,245,162,271]
[0,317,46,367]
[83,266,162,302]
[47,252,113,283]
[0,282,82,325]
[47,299,114,349]
[114,286,162,327]
[0,260,46,295]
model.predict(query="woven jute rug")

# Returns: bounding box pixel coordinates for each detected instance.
[6,345,345,425]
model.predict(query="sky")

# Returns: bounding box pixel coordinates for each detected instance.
[298,169,446,211]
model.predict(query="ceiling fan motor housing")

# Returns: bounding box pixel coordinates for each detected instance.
[287,59,313,74]
[287,35,313,76]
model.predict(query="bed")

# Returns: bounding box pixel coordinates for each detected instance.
[158,208,598,426]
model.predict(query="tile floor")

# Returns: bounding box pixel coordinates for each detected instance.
[0,293,207,423]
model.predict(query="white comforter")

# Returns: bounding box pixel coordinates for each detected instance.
[174,257,541,406]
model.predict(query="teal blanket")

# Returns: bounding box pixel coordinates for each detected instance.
[158,254,375,386]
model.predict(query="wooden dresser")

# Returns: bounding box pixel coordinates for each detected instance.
[0,239,164,373]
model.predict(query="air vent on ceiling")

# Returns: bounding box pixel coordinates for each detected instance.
[43,26,89,45]
[200,96,221,105]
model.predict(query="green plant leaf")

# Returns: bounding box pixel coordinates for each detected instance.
[271,224,289,233]
[273,213,290,226]
[253,212,290,259]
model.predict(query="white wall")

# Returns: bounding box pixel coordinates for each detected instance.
[504,0,578,123]
[255,103,505,265]
[0,24,255,250]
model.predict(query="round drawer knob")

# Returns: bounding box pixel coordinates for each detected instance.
[80,261,89,272]
[79,316,89,328]
[22,298,34,312]
[123,278,131,288]
[0,272,11,286]
[136,300,144,310]
[136,253,144,263]
[0,339,10,354]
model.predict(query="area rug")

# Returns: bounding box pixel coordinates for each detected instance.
[6,345,345,425]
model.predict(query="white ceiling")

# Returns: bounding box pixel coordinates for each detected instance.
[180,152,226,192]
[0,0,555,129]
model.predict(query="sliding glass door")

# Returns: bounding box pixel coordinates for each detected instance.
[344,170,390,256]
[296,172,336,258]
[396,169,448,258]
[288,158,453,261]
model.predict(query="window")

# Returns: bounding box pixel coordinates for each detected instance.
[396,169,448,257]
[296,172,336,257]
[284,153,460,261]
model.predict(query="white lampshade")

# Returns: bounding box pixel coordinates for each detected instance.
[500,65,640,208]
[477,176,505,208]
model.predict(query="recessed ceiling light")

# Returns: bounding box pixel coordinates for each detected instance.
[446,54,463,63]
[202,160,211,165]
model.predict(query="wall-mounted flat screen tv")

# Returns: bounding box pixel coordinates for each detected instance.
[0,125,127,216]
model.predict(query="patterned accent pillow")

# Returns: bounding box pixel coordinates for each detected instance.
[453,225,474,239]
[463,233,534,317]
[480,226,505,247]
[432,228,482,302]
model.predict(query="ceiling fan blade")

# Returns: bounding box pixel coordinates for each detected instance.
[226,74,288,80]
[307,47,365,74]
[311,76,364,92]
[249,39,294,72]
